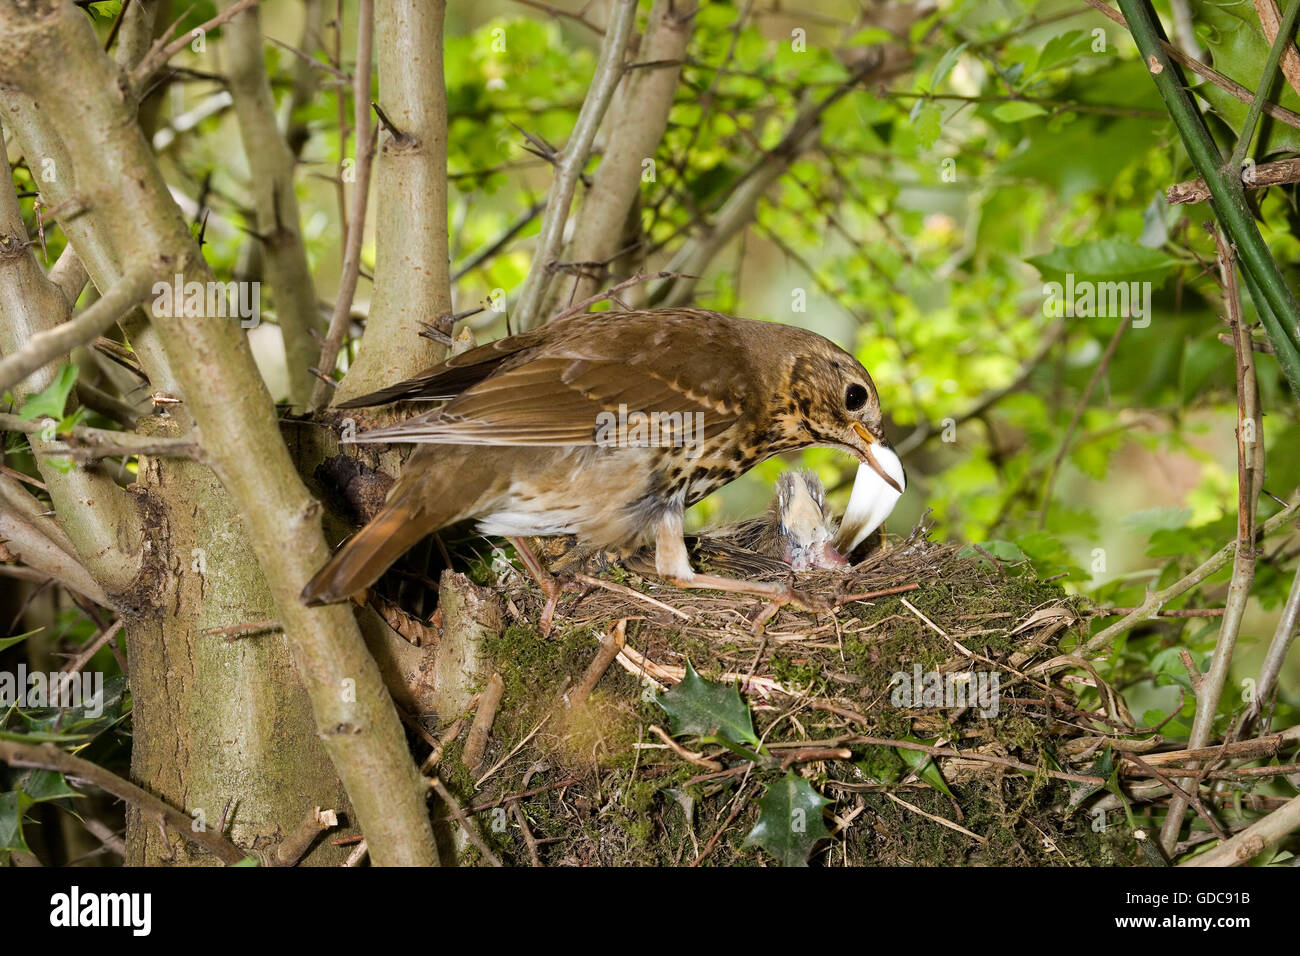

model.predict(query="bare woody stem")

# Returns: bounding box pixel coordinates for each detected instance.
[1084,494,1300,654]
[513,0,638,331]
[0,740,249,865]
[1229,0,1300,169]
[335,0,453,402]
[1159,233,1264,854]
[540,0,698,315]
[310,0,376,411]
[0,0,436,865]
[217,0,323,410]
[1167,157,1300,203]
[0,261,157,395]
[1182,792,1300,866]
[0,412,201,461]
[0,137,144,595]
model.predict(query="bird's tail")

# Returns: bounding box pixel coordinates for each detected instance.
[301,485,432,606]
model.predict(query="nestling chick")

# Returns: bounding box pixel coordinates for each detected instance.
[712,470,846,570]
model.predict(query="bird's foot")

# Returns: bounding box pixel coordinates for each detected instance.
[508,536,584,637]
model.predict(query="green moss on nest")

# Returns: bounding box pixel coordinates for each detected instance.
[430,534,1141,867]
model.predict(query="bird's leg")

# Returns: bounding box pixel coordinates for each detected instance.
[507,536,566,636]
[653,512,827,612]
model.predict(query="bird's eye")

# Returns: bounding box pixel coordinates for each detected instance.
[844,383,868,411]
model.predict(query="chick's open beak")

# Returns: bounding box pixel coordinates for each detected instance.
[851,422,903,494]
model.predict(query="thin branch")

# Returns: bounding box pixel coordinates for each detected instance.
[1236,560,1300,735]
[1167,157,1300,203]
[310,0,376,410]
[0,506,109,605]
[1230,0,1300,169]
[0,740,249,864]
[1114,0,1300,395]
[218,0,323,409]
[0,262,157,395]
[513,0,639,331]
[541,0,698,313]
[896,320,1068,457]
[1254,0,1300,98]
[131,0,266,92]
[1160,231,1264,852]
[0,413,201,461]
[334,0,455,402]
[1083,0,1300,133]
[1182,792,1300,866]
[1084,494,1300,654]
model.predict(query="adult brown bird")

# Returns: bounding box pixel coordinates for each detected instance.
[301,308,899,628]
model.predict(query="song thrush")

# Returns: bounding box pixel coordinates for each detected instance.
[835,441,906,558]
[301,308,899,622]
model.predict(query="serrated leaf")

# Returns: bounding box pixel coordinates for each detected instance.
[1035,30,1094,74]
[18,362,78,423]
[743,772,831,867]
[657,660,759,748]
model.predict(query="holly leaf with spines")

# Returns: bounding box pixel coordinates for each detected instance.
[0,791,33,853]
[743,772,832,867]
[657,660,759,750]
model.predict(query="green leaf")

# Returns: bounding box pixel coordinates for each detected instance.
[0,728,88,744]
[743,772,831,867]
[896,737,955,797]
[0,629,40,653]
[0,791,33,853]
[913,101,943,149]
[657,660,759,748]
[21,770,82,804]
[1027,238,1176,285]
[18,363,78,423]
[1035,30,1094,74]
[1192,0,1300,156]
[992,101,1049,123]
[927,42,967,92]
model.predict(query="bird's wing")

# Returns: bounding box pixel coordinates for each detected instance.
[335,326,553,407]
[351,311,753,446]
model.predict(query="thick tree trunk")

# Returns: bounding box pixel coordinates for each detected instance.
[124,421,351,864]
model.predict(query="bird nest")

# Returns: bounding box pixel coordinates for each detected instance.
[423,522,1149,866]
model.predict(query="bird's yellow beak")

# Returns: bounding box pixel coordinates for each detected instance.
[851,422,903,494]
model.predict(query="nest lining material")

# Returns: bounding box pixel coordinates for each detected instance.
[415,520,1210,866]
